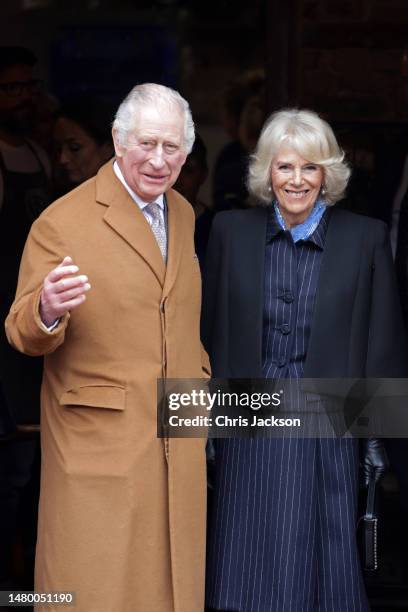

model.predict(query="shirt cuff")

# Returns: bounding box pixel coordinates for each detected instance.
[41,318,60,332]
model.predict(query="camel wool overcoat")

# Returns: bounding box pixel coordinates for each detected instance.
[5,161,210,612]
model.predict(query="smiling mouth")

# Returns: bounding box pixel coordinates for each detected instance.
[284,189,310,198]
[144,174,168,181]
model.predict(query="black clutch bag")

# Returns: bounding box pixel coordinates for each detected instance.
[358,474,378,571]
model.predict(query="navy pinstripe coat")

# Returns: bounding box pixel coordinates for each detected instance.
[201,207,408,612]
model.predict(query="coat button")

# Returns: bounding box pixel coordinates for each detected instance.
[281,323,291,335]
[277,356,286,367]
[283,291,294,303]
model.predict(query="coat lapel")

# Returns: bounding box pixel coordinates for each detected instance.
[304,208,350,376]
[230,208,268,377]
[162,189,186,299]
[95,162,166,287]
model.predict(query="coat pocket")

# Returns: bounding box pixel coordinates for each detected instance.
[59,385,126,411]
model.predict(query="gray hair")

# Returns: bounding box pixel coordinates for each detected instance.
[248,108,350,206]
[112,83,195,154]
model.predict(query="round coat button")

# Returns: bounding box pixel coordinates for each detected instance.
[283,291,294,303]
[281,323,291,335]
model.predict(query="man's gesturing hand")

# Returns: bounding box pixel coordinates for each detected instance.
[40,256,91,328]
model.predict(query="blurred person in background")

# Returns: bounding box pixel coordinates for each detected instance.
[212,69,265,213]
[174,133,213,265]
[29,90,60,158]
[53,97,114,196]
[0,45,51,589]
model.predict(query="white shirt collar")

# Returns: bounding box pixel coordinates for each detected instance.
[113,160,164,211]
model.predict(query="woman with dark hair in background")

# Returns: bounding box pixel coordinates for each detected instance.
[53,97,114,194]
[202,109,407,611]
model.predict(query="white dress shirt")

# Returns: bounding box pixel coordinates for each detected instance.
[113,160,166,228]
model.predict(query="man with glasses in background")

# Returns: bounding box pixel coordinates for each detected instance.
[0,45,51,589]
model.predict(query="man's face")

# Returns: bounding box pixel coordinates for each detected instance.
[0,64,37,132]
[113,104,187,202]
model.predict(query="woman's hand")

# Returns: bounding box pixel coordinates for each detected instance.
[360,438,390,487]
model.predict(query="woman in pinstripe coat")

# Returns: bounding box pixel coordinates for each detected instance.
[202,109,407,612]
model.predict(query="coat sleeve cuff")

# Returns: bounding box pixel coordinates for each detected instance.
[6,285,70,356]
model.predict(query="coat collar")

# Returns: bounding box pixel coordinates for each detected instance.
[95,161,185,292]
[228,208,268,377]
[266,207,329,250]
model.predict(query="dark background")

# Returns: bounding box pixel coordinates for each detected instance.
[1,1,408,609]
[2,0,406,212]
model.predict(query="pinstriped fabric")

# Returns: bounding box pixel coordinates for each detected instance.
[205,210,369,611]
[262,210,327,378]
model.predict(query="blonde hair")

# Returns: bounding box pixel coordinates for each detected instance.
[248,108,350,206]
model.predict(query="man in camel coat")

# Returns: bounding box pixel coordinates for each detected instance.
[5,83,210,611]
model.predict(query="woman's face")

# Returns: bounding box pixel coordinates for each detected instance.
[270,146,324,228]
[54,117,111,185]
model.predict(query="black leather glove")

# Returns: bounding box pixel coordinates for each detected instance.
[360,438,389,487]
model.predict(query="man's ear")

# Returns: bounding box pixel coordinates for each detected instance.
[112,128,124,158]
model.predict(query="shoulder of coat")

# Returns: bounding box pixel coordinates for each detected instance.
[39,176,98,222]
[330,207,388,238]
[212,207,267,231]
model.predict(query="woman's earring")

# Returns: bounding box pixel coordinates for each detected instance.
[321,185,326,196]
[268,186,272,193]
